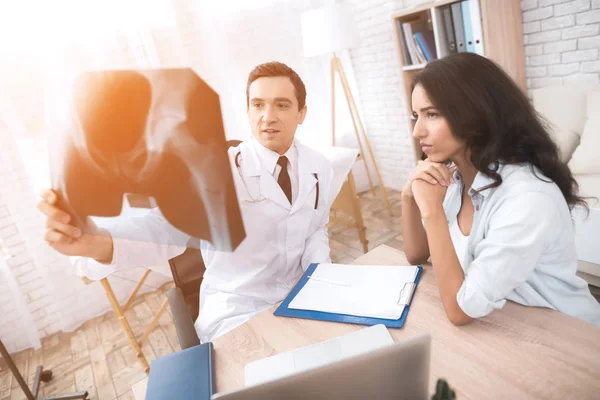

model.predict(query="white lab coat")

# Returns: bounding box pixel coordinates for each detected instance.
[196,139,333,341]
[86,139,333,342]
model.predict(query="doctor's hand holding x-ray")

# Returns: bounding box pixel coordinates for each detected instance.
[38,61,334,343]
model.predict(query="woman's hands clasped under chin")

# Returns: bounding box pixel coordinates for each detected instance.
[402,160,456,218]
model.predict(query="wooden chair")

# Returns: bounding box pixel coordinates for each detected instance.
[168,240,205,321]
[164,139,240,349]
[82,270,169,374]
[167,240,205,349]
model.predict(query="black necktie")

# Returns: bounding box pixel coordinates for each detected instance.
[277,156,292,204]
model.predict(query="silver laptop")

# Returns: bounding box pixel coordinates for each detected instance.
[245,324,394,386]
[213,333,431,400]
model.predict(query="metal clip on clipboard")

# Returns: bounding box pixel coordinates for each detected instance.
[397,282,417,306]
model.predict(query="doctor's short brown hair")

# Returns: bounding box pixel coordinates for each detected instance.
[246,62,307,110]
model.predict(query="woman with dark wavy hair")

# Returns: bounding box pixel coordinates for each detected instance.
[401,53,600,327]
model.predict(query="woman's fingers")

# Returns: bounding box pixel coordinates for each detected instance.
[420,162,456,186]
[432,163,455,185]
[411,160,457,187]
[414,170,441,185]
[413,176,437,185]
[419,164,448,185]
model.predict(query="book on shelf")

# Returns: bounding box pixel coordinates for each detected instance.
[413,33,428,63]
[401,20,422,65]
[396,20,412,66]
[400,16,434,65]
[414,31,437,62]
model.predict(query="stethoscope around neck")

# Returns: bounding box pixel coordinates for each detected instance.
[234,151,319,209]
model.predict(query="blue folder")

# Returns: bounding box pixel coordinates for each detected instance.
[146,342,213,400]
[274,263,423,328]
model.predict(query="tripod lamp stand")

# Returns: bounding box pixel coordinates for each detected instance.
[301,3,393,216]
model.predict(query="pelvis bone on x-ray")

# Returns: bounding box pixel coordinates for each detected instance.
[49,68,245,251]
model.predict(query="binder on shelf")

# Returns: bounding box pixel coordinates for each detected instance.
[468,0,485,55]
[461,0,476,53]
[441,5,457,54]
[431,7,448,58]
[402,21,422,64]
[274,263,423,329]
[451,2,467,53]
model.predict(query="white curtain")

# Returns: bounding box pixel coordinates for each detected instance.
[0,0,366,353]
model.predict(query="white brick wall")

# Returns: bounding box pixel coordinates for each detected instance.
[555,0,592,16]
[524,6,554,22]
[562,24,600,39]
[544,39,577,53]
[524,0,600,89]
[527,29,563,43]
[579,35,600,48]
[530,53,562,65]
[540,14,574,30]
[562,48,599,62]
[0,127,59,343]
[523,20,541,34]
[346,0,420,190]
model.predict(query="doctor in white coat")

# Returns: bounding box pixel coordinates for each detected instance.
[38,61,334,342]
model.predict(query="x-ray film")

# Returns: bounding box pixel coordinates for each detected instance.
[47,68,245,251]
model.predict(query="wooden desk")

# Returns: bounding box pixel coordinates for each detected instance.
[211,245,600,399]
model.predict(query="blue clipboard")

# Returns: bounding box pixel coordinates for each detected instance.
[274,263,423,328]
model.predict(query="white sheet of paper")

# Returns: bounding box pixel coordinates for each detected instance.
[288,264,418,320]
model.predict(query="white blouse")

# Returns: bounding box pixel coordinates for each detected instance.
[449,215,469,271]
[444,163,600,327]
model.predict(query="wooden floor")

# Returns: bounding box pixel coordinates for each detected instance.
[1,188,598,400]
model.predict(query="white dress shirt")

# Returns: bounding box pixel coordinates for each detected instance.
[443,163,600,327]
[252,138,299,204]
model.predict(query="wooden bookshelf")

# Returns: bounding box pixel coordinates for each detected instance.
[392,0,526,163]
